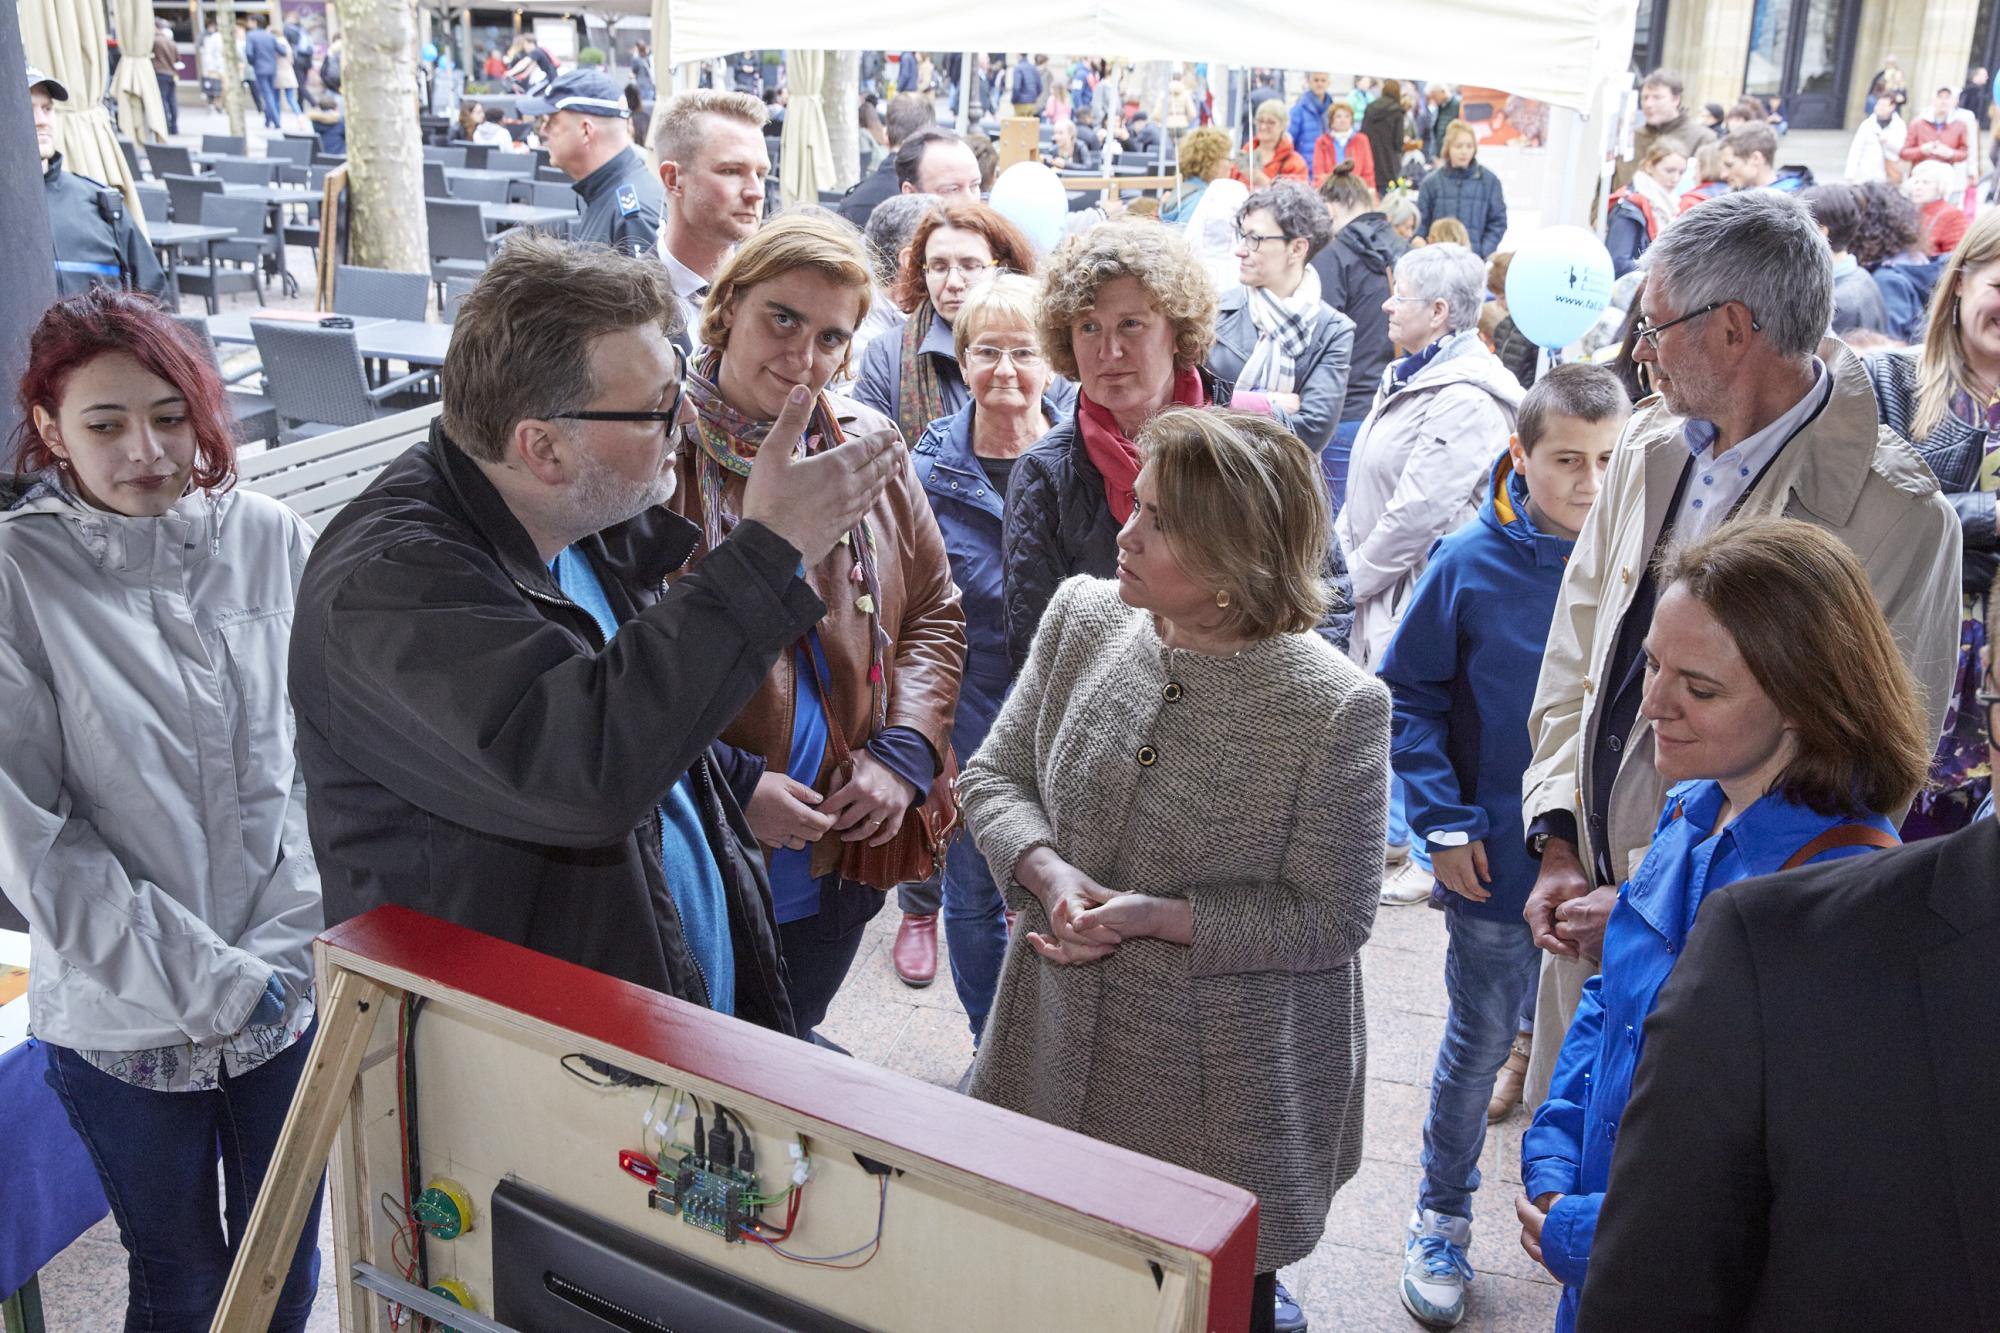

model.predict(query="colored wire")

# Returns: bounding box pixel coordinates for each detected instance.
[739,1176,886,1269]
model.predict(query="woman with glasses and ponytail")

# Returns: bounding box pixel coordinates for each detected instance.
[670,211,967,1042]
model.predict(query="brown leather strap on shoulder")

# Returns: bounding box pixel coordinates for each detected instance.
[1780,823,1900,871]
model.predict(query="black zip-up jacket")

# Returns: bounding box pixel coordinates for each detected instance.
[290,426,821,1032]
[1310,211,1408,424]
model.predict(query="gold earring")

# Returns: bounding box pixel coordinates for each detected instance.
[1215,589,1231,608]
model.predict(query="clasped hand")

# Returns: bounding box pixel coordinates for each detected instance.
[1014,848,1177,966]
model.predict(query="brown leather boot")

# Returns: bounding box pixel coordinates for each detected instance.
[1488,1031,1532,1122]
[893,912,938,987]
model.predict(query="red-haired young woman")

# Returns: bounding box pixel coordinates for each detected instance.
[0,288,325,1331]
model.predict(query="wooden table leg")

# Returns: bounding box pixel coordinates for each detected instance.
[209,966,393,1333]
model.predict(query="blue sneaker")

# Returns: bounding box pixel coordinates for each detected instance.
[1399,1208,1473,1328]
[1273,1278,1307,1332]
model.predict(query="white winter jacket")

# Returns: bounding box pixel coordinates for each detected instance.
[0,477,320,1052]
[1335,331,1525,666]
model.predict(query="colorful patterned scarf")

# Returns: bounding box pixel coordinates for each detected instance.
[682,349,891,730]
[895,301,949,445]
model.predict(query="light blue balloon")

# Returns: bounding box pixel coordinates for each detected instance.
[421,41,439,64]
[1503,225,1615,350]
[988,162,1069,254]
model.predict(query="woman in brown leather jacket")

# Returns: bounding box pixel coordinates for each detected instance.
[670,211,966,1039]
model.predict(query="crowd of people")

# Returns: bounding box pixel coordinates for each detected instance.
[12,52,2000,1333]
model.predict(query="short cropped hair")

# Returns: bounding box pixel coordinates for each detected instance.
[1240,179,1333,260]
[952,272,1043,361]
[1658,517,1932,818]
[700,211,874,361]
[1393,242,1486,333]
[891,201,1037,314]
[883,91,936,147]
[1440,118,1479,160]
[1177,126,1231,182]
[1137,408,1332,639]
[444,234,678,464]
[1037,220,1219,380]
[650,89,765,166]
[864,192,939,287]
[1800,183,1862,253]
[1254,99,1287,126]
[1644,189,1832,359]
[1724,122,1778,165]
[1517,362,1631,451]
[894,128,964,190]
[1639,68,1685,100]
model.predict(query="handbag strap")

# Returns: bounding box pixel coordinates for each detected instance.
[1780,822,1900,871]
[798,635,854,768]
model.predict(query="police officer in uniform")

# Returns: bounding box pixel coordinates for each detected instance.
[519,69,663,257]
[31,66,170,302]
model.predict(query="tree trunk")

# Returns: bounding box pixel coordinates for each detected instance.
[821,50,860,192]
[334,0,428,271]
[216,0,248,139]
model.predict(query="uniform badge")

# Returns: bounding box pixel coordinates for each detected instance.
[617,183,640,216]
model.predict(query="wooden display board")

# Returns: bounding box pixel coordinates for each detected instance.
[212,907,1258,1333]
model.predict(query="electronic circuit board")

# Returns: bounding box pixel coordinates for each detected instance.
[647,1153,761,1242]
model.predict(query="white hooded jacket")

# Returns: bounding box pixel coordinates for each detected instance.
[0,477,320,1052]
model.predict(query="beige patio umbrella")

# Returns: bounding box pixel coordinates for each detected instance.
[111,0,169,145]
[778,48,834,208]
[20,0,146,217]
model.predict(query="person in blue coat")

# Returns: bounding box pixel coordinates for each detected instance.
[1380,364,1628,1330]
[1418,120,1508,257]
[1289,72,1335,180]
[908,273,1064,1039]
[1518,517,1935,1333]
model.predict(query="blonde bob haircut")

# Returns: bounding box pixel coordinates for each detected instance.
[1441,118,1480,159]
[1036,220,1218,381]
[1914,206,2000,439]
[1136,408,1332,640]
[1657,517,1931,818]
[700,211,875,366]
[952,272,1043,362]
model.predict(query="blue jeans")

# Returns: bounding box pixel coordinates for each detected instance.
[1417,911,1543,1219]
[941,667,1010,1040]
[1326,418,1363,515]
[44,1024,325,1332]
[252,73,281,126]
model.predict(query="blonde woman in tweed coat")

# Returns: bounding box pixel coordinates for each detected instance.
[962,408,1390,1332]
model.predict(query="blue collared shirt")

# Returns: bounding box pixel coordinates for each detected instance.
[1676,358,1828,538]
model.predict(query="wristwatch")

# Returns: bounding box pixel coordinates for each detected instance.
[1529,832,1553,857]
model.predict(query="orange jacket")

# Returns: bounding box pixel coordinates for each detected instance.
[1231,133,1309,186]
[1312,131,1376,190]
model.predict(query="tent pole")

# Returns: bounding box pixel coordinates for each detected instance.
[958,49,974,131]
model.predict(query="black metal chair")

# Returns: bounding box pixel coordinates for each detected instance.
[425,198,496,300]
[163,171,222,224]
[251,321,433,439]
[451,175,509,205]
[332,266,430,322]
[423,160,452,198]
[216,158,279,186]
[423,145,468,169]
[457,141,491,171]
[177,193,268,314]
[441,277,478,324]
[533,164,568,184]
[147,142,195,178]
[118,137,143,182]
[486,155,534,178]
[172,313,278,445]
[135,183,170,223]
[200,133,247,156]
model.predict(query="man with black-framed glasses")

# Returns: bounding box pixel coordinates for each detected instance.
[293,234,905,1027]
[1512,187,1961,1113]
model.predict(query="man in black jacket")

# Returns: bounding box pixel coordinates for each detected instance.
[837,92,934,227]
[1580,603,2000,1328]
[291,235,903,1032]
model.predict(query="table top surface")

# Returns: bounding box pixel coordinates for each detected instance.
[481,202,575,225]
[444,165,535,182]
[146,221,236,245]
[221,183,318,205]
[207,313,454,365]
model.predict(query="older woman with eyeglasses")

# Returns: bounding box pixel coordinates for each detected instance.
[853,200,1073,445]
[1206,179,1355,469]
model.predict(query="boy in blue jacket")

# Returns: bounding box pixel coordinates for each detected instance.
[1378,363,1629,1329]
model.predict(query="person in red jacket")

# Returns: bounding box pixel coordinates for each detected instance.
[1908,159,1969,255]
[1233,98,1308,187]
[1313,101,1376,190]
[1900,85,1970,191]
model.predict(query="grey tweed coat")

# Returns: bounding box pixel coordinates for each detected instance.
[961,577,1390,1271]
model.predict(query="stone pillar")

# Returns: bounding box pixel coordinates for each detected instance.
[1661,0,1758,110]
[1848,0,1980,126]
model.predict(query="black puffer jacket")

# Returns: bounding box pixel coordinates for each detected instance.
[292,427,819,1033]
[1311,212,1408,423]
[1001,380,1355,669]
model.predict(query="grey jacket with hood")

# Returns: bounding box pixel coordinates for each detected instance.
[0,476,321,1052]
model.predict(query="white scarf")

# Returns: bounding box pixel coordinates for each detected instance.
[1628,168,1680,232]
[1239,264,1325,396]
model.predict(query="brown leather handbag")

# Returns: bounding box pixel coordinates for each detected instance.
[803,641,961,891]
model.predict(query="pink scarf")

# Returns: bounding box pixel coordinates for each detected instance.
[1076,366,1207,524]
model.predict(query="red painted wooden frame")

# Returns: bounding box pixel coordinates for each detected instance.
[321,905,1259,1332]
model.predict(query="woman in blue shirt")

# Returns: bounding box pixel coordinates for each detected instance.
[1518,518,1935,1333]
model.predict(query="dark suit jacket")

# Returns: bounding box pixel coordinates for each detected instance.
[1580,816,2000,1330]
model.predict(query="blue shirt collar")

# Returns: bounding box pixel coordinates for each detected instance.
[1681,356,1827,459]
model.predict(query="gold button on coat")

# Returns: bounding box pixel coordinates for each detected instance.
[1163,682,1183,702]
[1136,745,1158,767]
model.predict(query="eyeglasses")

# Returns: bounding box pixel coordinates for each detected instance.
[964,345,1045,369]
[925,259,993,279]
[551,346,687,429]
[1387,293,1436,304]
[1631,300,1760,350]
[1235,230,1287,248]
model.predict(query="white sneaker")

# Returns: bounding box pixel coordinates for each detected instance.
[1380,858,1434,906]
[1399,1207,1473,1328]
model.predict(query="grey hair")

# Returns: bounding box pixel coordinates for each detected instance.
[1644,189,1831,359]
[1240,180,1333,260]
[1393,242,1487,333]
[863,192,940,288]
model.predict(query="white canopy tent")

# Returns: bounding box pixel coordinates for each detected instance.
[648,0,1638,113]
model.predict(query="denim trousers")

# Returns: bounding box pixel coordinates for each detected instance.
[252,74,280,126]
[937,669,1010,1040]
[1417,909,1543,1219]
[44,1024,325,1333]
[1326,418,1364,514]
[776,912,871,1039]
